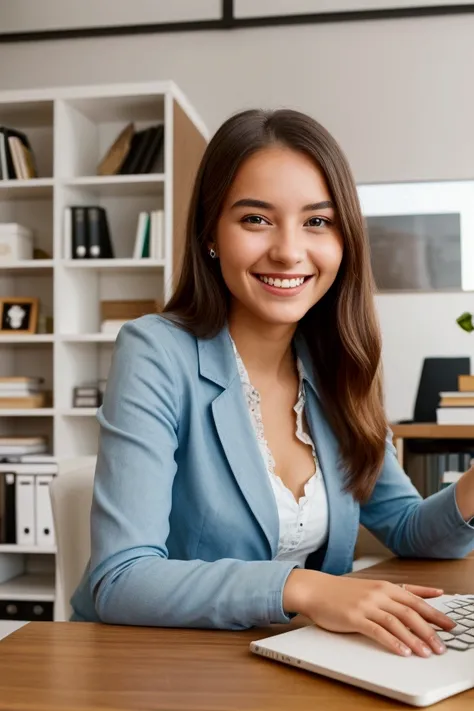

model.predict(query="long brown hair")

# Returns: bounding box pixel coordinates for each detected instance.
[164,109,388,502]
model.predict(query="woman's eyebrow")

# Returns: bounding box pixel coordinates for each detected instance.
[230,198,335,211]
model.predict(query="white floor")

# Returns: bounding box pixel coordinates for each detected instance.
[0,621,27,641]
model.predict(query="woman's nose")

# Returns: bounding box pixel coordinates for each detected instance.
[268,228,304,265]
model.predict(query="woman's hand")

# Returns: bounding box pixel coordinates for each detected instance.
[283,570,456,657]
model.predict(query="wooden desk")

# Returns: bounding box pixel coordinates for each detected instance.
[390,423,474,468]
[0,555,473,711]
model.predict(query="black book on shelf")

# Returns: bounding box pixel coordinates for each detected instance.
[119,129,149,175]
[139,124,164,174]
[87,206,114,258]
[0,472,16,544]
[71,206,88,259]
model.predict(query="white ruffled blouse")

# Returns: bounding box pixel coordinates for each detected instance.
[231,339,329,567]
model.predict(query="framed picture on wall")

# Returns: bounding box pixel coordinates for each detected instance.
[0,297,39,334]
[357,180,474,292]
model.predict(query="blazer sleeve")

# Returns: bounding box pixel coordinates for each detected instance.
[360,430,474,559]
[89,319,298,630]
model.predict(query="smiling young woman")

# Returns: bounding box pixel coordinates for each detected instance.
[71,109,474,660]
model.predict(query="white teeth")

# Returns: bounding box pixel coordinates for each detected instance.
[258,276,305,288]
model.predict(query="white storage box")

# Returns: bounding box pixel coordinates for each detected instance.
[0,223,33,261]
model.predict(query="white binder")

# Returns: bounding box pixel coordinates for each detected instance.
[15,474,35,545]
[35,475,56,547]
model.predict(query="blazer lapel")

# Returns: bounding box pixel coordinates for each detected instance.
[198,327,279,558]
[295,332,359,574]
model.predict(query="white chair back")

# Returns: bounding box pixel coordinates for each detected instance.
[50,457,96,620]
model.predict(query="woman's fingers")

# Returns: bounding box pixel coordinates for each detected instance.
[357,618,413,657]
[395,589,455,631]
[401,584,443,599]
[382,602,447,655]
[368,609,437,657]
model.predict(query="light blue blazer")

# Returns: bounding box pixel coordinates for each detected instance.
[71,315,474,629]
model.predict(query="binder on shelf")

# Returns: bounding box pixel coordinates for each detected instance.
[71,206,88,259]
[87,206,114,258]
[15,474,35,545]
[0,472,16,544]
[35,475,55,547]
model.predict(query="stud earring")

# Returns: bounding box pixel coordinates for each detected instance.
[209,248,217,259]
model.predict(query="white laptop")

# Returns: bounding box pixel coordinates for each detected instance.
[250,594,474,707]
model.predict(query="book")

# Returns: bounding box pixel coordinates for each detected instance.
[87,206,114,258]
[436,407,474,425]
[97,122,135,176]
[439,391,474,407]
[0,126,37,180]
[71,206,88,258]
[0,394,47,409]
[459,375,474,393]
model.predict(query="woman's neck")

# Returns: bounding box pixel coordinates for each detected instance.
[228,306,297,383]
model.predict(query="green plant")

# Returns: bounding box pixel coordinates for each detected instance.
[457,312,474,333]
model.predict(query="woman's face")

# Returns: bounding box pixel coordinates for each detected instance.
[215,145,344,328]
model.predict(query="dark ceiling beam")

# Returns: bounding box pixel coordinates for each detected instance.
[0,2,473,43]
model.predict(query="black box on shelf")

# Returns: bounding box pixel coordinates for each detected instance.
[0,599,54,621]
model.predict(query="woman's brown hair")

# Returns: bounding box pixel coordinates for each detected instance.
[164,109,388,502]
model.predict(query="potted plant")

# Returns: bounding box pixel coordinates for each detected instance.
[457,312,473,333]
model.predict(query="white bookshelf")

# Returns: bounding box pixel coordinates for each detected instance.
[0,81,208,622]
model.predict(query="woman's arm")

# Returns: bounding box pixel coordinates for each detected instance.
[359,432,474,559]
[455,464,474,522]
[89,318,298,630]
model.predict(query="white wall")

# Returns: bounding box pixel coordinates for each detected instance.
[0,14,473,420]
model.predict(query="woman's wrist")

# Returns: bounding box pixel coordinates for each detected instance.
[455,464,474,522]
[282,568,327,616]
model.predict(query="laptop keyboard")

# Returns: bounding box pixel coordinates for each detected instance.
[437,596,474,651]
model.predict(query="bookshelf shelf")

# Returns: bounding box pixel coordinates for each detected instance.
[61,408,97,417]
[59,334,116,343]
[0,260,54,275]
[61,258,165,272]
[0,178,54,200]
[0,334,54,344]
[0,545,56,554]
[0,80,208,622]
[0,408,55,417]
[0,573,55,602]
[62,174,165,197]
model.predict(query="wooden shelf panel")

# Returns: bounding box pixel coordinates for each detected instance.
[391,423,474,439]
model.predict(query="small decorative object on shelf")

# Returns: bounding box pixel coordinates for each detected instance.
[0,223,34,262]
[0,126,38,180]
[97,122,164,176]
[0,297,39,334]
[73,381,105,408]
[0,376,49,409]
[63,205,115,259]
[133,210,164,259]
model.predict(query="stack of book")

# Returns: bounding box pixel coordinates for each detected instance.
[0,377,47,409]
[133,210,164,259]
[0,436,48,462]
[63,205,115,259]
[100,299,162,335]
[0,127,38,180]
[97,122,164,176]
[436,374,474,425]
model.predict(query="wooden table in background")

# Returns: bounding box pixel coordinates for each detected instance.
[0,555,473,711]
[390,423,474,468]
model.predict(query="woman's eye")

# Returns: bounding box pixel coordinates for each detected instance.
[306,216,330,228]
[242,215,269,226]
